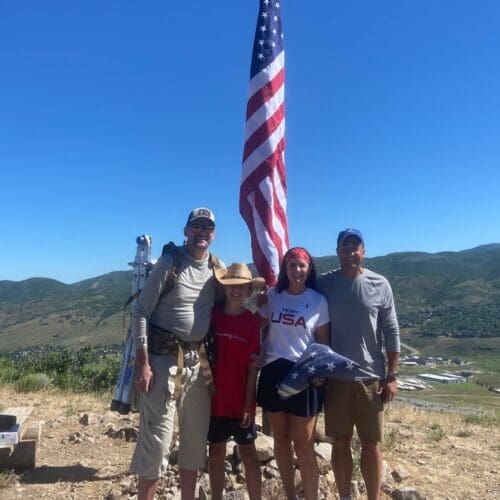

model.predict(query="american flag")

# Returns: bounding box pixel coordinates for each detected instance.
[240,0,289,285]
[277,343,363,398]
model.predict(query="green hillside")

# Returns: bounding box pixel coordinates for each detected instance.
[0,244,499,351]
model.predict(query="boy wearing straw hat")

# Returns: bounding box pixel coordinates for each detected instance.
[208,263,265,500]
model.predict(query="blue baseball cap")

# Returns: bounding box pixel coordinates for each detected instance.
[337,228,364,247]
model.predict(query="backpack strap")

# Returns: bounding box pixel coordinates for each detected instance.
[209,251,225,306]
[160,242,184,298]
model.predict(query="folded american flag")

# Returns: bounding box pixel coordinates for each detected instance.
[277,343,362,398]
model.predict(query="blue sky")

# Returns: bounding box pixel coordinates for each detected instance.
[1,0,499,283]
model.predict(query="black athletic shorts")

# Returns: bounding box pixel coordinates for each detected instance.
[257,357,323,418]
[207,417,257,446]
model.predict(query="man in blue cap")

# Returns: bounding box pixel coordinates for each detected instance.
[317,228,400,500]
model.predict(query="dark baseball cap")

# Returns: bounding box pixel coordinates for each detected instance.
[337,228,364,247]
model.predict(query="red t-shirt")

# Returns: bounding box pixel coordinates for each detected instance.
[210,306,260,418]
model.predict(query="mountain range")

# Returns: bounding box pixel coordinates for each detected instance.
[1,244,499,351]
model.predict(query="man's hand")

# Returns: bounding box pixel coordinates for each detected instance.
[135,349,154,394]
[310,376,325,388]
[255,285,269,308]
[378,378,397,403]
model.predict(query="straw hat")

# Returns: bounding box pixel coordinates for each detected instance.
[215,263,265,290]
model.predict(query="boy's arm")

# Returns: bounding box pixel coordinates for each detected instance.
[241,364,259,428]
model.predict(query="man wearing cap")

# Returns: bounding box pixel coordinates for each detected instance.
[130,207,221,500]
[317,229,400,500]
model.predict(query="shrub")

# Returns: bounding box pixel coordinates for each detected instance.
[463,413,500,427]
[0,358,17,384]
[76,356,120,392]
[14,373,50,393]
[429,422,445,441]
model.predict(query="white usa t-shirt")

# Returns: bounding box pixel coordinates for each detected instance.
[259,287,330,366]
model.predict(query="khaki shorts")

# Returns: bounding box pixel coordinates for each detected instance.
[324,379,384,442]
[130,353,211,480]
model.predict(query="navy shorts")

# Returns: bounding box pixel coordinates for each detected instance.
[207,417,257,446]
[257,358,323,417]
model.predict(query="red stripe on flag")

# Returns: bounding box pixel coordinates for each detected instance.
[240,138,286,200]
[246,69,284,119]
[243,103,285,162]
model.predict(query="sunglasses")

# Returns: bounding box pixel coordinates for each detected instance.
[188,223,215,233]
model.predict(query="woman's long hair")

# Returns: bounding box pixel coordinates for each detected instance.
[276,247,318,293]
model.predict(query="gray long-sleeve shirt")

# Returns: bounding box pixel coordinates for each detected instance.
[317,267,400,380]
[132,247,215,349]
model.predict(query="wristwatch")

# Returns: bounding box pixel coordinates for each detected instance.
[386,371,398,382]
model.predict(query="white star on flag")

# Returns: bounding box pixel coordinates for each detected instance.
[327,362,336,371]
[308,366,316,374]
[291,372,299,380]
[346,360,355,370]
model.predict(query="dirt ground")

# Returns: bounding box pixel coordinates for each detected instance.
[0,386,499,499]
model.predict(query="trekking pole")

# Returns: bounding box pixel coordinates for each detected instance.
[111,235,153,414]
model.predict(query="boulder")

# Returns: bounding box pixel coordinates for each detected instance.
[315,442,332,461]
[254,433,274,463]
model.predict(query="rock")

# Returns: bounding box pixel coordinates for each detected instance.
[103,491,121,500]
[350,480,360,498]
[318,474,333,498]
[416,459,425,465]
[314,428,331,443]
[235,472,246,483]
[263,465,280,479]
[198,481,208,500]
[315,442,332,461]
[225,474,239,492]
[79,413,101,426]
[316,456,331,475]
[68,432,82,444]
[254,433,274,462]
[104,425,138,442]
[119,477,137,495]
[392,487,426,500]
[198,472,210,492]
[391,466,410,483]
[382,482,393,495]
[261,477,281,497]
[224,491,247,500]
[227,440,238,459]
[233,461,243,474]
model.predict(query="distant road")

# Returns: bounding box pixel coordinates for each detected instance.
[400,341,419,356]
